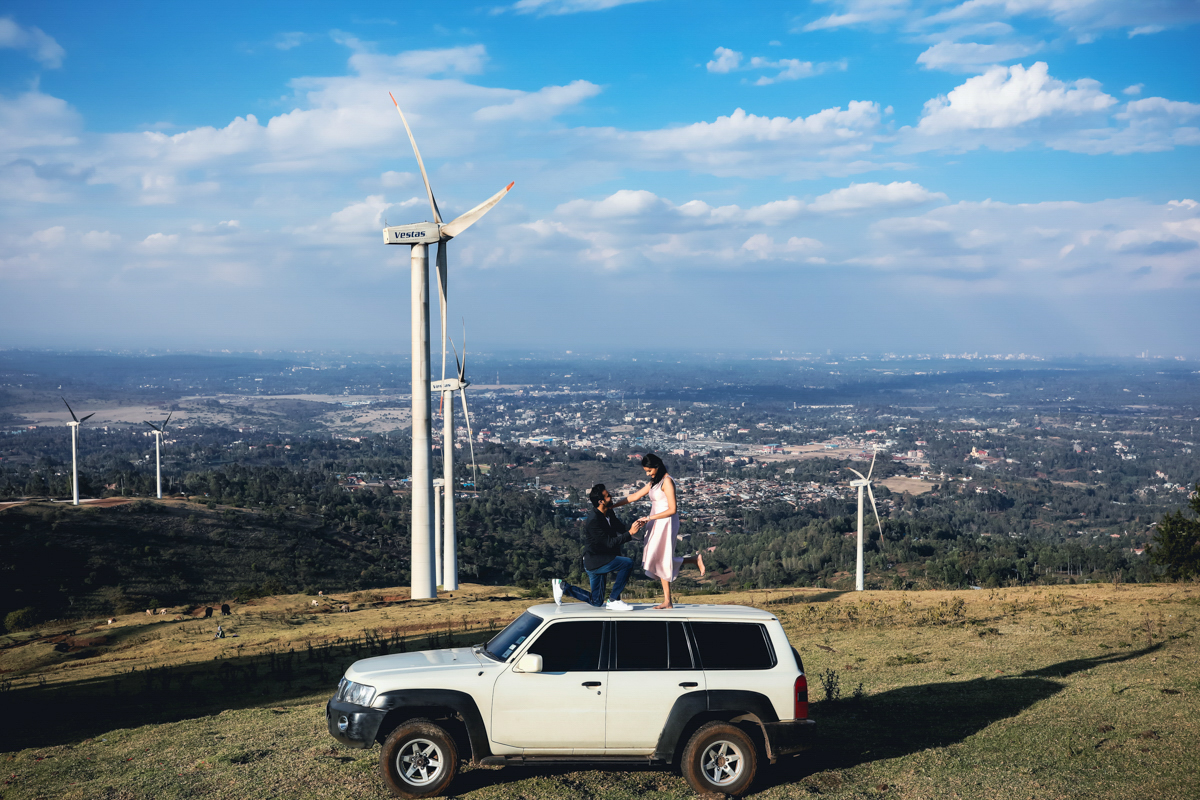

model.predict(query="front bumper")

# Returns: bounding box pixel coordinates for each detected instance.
[762,718,816,760]
[326,698,387,748]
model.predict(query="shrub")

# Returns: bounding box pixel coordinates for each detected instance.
[4,607,38,632]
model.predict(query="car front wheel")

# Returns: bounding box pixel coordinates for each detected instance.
[379,718,458,798]
[681,721,758,797]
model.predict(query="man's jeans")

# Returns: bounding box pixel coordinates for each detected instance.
[561,556,634,606]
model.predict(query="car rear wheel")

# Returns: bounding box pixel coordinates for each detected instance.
[379,718,458,798]
[681,721,758,797]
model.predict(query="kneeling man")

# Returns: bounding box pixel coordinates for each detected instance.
[553,484,643,611]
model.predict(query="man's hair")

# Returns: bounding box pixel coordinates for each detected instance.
[588,484,608,508]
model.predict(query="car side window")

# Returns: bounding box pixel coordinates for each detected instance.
[689,622,776,670]
[614,621,668,670]
[527,621,604,672]
[668,621,694,670]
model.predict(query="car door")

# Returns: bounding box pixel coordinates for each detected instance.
[490,619,607,752]
[603,620,705,752]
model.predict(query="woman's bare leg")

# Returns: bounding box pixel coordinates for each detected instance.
[652,578,673,609]
[682,553,706,577]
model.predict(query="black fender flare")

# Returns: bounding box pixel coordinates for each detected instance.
[372,689,492,762]
[653,690,780,763]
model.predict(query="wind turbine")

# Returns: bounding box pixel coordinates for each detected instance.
[143,412,172,499]
[433,328,480,591]
[62,398,95,506]
[846,450,884,592]
[383,93,513,599]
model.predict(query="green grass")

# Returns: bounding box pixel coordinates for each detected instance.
[1,584,1198,799]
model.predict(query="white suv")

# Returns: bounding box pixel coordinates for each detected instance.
[327,602,813,798]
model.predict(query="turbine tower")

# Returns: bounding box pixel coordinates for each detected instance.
[62,398,95,505]
[846,450,885,591]
[383,93,513,599]
[144,412,172,499]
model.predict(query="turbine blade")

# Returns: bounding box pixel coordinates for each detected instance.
[867,449,877,481]
[449,334,462,380]
[164,411,172,431]
[62,397,78,423]
[847,468,866,481]
[459,387,478,490]
[459,318,467,381]
[79,412,95,424]
[440,181,514,239]
[144,421,158,431]
[866,483,884,537]
[389,92,442,224]
[436,242,448,382]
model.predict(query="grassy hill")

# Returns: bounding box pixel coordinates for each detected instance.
[0,583,1196,799]
[0,499,408,626]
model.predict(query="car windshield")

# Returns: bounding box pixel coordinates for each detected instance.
[482,611,543,662]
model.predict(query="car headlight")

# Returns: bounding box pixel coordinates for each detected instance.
[336,678,377,707]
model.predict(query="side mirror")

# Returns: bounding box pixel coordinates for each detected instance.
[515,654,543,673]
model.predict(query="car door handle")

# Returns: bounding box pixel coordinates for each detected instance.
[679,682,698,688]
[582,681,602,687]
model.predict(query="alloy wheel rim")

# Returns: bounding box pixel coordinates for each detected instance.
[396,738,444,786]
[701,739,744,785]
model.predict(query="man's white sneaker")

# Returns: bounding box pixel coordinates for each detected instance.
[552,579,563,607]
[605,599,633,612]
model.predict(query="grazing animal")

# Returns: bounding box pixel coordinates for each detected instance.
[220,604,231,616]
[146,609,153,616]
[157,608,167,615]
[203,606,214,619]
[318,591,324,596]
[107,618,116,625]
[310,600,319,607]
[340,603,350,612]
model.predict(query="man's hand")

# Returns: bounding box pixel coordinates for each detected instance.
[630,519,644,535]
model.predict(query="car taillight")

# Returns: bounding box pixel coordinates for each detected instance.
[794,674,809,720]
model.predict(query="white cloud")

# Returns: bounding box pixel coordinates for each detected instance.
[917,0,1200,38]
[809,181,947,212]
[0,90,81,152]
[800,0,910,32]
[707,46,847,84]
[140,232,179,251]
[274,32,309,50]
[1123,83,1144,96]
[706,47,743,73]
[615,103,890,179]
[508,0,658,15]
[917,63,1115,134]
[0,16,65,68]
[1128,24,1166,37]
[82,231,121,250]
[475,80,601,121]
[916,40,1044,72]
[348,44,489,77]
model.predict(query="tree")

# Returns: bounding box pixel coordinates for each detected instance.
[1149,485,1200,581]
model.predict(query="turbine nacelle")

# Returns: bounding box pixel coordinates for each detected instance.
[431,378,470,393]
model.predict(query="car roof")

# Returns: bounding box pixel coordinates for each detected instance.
[527,602,778,622]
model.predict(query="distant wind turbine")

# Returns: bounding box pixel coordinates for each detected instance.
[846,450,885,591]
[383,92,513,600]
[143,412,172,499]
[433,326,480,590]
[62,398,95,506]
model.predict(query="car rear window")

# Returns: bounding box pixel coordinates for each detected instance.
[527,621,604,672]
[689,622,776,670]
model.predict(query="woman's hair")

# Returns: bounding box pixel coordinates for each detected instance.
[641,452,668,486]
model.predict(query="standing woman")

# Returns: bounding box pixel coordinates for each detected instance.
[615,453,704,609]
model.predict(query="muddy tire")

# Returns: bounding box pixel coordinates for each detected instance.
[379,718,458,798]
[680,721,758,797]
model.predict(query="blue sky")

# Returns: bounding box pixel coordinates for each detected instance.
[1,0,1198,356]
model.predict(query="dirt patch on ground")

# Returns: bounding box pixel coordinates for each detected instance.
[880,476,933,495]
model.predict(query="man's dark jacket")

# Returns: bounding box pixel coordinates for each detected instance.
[582,507,633,571]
